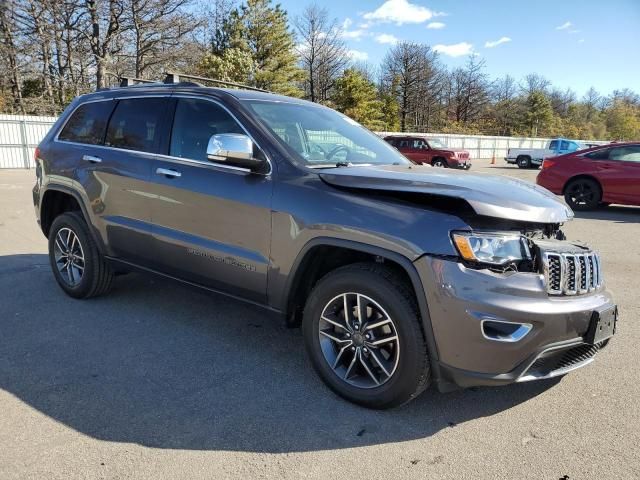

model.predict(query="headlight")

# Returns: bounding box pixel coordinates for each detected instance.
[451,231,530,266]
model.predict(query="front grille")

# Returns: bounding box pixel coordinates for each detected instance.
[542,251,602,295]
[526,340,607,378]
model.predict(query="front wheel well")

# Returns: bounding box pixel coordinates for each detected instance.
[40,190,83,237]
[285,245,416,328]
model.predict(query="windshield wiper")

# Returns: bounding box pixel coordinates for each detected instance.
[308,162,374,169]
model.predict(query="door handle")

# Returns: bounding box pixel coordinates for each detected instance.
[156,167,182,178]
[82,154,102,163]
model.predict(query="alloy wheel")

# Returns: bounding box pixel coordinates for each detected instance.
[53,227,85,286]
[567,181,596,207]
[318,292,400,389]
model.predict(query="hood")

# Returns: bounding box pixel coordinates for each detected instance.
[319,164,574,223]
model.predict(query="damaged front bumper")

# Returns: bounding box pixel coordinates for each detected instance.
[414,255,616,390]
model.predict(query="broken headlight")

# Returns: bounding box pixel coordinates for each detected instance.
[451,231,531,266]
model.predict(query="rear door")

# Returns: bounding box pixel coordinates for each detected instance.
[55,96,169,263]
[147,96,273,303]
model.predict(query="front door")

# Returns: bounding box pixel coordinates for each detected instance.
[148,97,273,303]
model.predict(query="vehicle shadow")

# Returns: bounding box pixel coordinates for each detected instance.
[573,205,640,223]
[0,253,559,453]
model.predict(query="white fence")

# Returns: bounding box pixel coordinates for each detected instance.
[0,114,607,168]
[0,114,58,169]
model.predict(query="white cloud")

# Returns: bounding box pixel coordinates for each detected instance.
[568,29,580,34]
[426,22,446,29]
[347,49,369,61]
[484,36,511,48]
[433,42,474,57]
[578,38,585,43]
[363,0,439,25]
[341,18,368,40]
[375,33,399,44]
[556,21,572,30]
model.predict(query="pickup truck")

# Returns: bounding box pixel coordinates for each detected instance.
[505,138,585,169]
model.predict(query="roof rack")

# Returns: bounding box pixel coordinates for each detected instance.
[119,76,158,87]
[163,72,270,93]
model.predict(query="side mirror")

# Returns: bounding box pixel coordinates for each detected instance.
[206,133,269,173]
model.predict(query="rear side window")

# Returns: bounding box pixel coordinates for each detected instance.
[585,148,610,160]
[58,101,114,145]
[560,140,569,150]
[105,98,167,153]
[549,140,559,150]
[169,98,243,161]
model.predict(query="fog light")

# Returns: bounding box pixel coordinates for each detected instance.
[481,319,532,343]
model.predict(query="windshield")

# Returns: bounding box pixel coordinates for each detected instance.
[241,100,410,167]
[427,138,447,149]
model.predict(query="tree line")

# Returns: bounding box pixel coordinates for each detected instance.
[1,0,638,140]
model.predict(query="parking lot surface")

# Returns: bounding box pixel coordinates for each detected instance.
[1,162,639,479]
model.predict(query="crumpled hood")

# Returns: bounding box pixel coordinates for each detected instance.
[319,164,574,223]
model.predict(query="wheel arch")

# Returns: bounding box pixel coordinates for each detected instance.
[40,185,106,254]
[283,237,441,367]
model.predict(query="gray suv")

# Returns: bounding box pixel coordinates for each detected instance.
[33,79,617,408]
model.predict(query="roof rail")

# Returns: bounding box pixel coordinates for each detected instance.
[163,72,270,93]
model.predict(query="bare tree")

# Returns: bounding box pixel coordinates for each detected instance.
[446,56,489,125]
[0,0,25,112]
[382,42,440,131]
[295,4,348,103]
[521,72,551,96]
[126,0,198,78]
[81,0,126,89]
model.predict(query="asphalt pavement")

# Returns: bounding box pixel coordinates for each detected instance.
[1,162,638,479]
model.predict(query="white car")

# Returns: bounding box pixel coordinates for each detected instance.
[505,139,586,169]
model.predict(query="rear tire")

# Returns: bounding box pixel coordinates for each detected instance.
[48,212,114,299]
[517,156,531,169]
[564,178,601,211]
[302,263,430,409]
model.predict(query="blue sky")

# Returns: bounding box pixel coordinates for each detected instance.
[280,0,640,96]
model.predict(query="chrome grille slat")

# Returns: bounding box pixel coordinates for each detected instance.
[543,250,603,296]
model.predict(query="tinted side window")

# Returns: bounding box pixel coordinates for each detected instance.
[549,140,559,150]
[585,148,610,160]
[609,146,640,163]
[560,140,569,150]
[386,138,397,147]
[105,98,167,153]
[58,101,114,145]
[170,98,243,161]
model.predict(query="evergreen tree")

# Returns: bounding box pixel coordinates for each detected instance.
[333,68,384,130]
[230,0,303,95]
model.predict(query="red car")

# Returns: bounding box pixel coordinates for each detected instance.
[384,136,471,169]
[536,142,640,210]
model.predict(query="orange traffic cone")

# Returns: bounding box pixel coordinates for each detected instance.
[490,155,496,165]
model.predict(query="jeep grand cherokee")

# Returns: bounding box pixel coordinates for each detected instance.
[32,79,617,409]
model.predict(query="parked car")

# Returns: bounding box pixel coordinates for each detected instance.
[33,78,616,409]
[384,135,471,169]
[537,142,640,210]
[506,138,586,169]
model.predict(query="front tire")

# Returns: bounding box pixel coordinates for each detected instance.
[564,178,601,211]
[302,263,430,409]
[431,157,447,167]
[48,212,114,298]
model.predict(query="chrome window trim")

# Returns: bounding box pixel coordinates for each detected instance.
[53,93,273,176]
